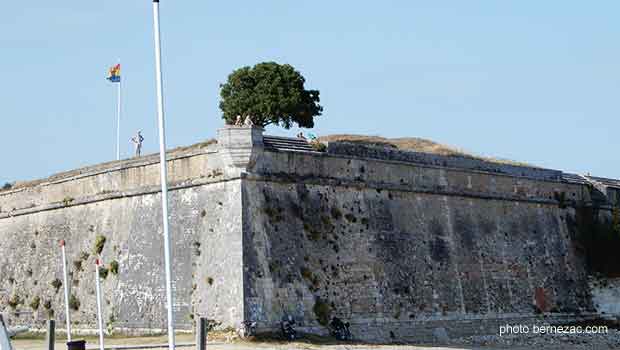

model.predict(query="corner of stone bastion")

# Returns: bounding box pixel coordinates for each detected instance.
[216,125,265,178]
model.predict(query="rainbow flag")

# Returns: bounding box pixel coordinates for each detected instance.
[107,64,121,83]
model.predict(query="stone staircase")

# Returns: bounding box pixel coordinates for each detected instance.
[263,135,317,153]
[562,173,590,185]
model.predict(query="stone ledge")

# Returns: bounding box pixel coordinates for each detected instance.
[327,142,562,182]
[244,173,578,206]
[0,142,216,197]
[0,175,239,219]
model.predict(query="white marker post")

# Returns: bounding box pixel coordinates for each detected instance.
[151,1,176,349]
[95,259,105,350]
[60,240,72,342]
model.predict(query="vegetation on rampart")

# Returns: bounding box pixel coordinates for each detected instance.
[571,205,620,276]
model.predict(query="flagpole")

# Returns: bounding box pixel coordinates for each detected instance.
[116,72,122,161]
[151,1,176,349]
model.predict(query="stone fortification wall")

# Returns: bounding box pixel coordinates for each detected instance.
[326,142,562,181]
[240,140,603,341]
[0,141,245,333]
[0,126,616,342]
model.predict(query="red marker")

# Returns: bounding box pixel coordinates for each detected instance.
[60,239,65,247]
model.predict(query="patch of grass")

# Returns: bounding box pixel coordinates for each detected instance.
[69,294,80,311]
[62,196,74,206]
[2,182,13,190]
[312,298,332,326]
[207,319,222,332]
[268,261,280,273]
[344,213,357,223]
[73,260,83,272]
[107,315,117,333]
[94,235,107,255]
[51,278,62,293]
[300,267,313,280]
[300,267,320,289]
[109,260,119,275]
[264,207,283,223]
[330,207,342,220]
[311,141,327,152]
[29,296,40,310]
[317,134,536,167]
[99,267,109,279]
[80,251,90,261]
[320,216,332,227]
[303,224,322,241]
[206,277,214,286]
[43,300,52,310]
[8,294,21,309]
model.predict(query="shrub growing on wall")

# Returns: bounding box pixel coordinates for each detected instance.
[109,260,119,275]
[29,296,40,310]
[94,235,106,255]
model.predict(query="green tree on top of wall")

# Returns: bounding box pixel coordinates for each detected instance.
[219,62,323,129]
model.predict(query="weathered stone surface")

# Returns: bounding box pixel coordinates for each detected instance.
[589,277,620,317]
[0,127,616,342]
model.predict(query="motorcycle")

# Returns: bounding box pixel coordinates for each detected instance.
[329,317,351,341]
[239,320,257,337]
[280,315,297,341]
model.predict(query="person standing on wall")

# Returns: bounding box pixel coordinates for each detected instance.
[131,130,144,157]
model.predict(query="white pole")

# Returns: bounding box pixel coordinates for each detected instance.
[151,1,176,349]
[60,240,72,342]
[95,259,105,350]
[116,74,122,161]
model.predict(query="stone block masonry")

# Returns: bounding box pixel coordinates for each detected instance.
[0,126,617,342]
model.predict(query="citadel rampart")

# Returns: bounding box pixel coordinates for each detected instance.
[1,126,618,342]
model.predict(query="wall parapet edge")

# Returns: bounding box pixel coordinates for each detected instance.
[326,141,562,182]
[0,141,217,197]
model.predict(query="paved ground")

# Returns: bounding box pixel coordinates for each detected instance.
[7,333,479,350]
[10,332,620,350]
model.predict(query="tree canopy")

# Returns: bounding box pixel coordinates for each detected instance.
[219,62,323,129]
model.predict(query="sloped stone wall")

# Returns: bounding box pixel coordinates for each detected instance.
[240,148,599,341]
[0,144,245,333]
[0,128,614,341]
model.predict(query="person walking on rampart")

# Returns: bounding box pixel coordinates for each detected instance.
[131,130,144,157]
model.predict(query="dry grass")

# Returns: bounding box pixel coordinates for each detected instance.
[318,134,536,168]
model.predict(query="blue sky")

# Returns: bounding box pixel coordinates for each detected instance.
[1,1,619,184]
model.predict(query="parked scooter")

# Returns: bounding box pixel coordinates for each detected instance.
[280,315,297,341]
[329,317,351,341]
[239,320,257,337]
